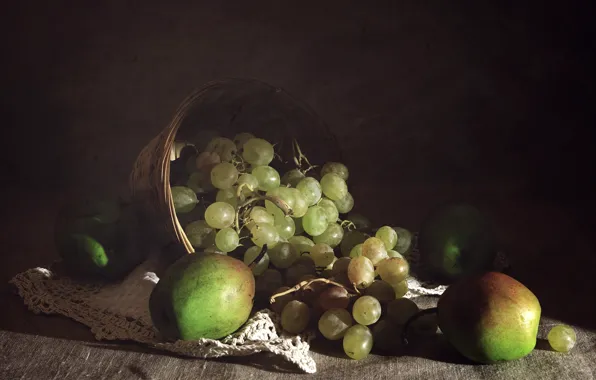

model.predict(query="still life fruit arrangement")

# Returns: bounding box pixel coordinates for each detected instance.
[54,131,577,367]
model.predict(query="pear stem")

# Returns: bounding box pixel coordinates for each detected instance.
[401,307,439,345]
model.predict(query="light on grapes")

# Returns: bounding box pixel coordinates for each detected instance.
[349,243,363,258]
[233,132,255,151]
[237,173,259,195]
[269,242,300,269]
[321,162,349,181]
[318,198,339,224]
[210,162,239,190]
[320,173,348,201]
[392,280,409,298]
[319,308,353,340]
[333,192,354,214]
[343,324,373,360]
[249,206,275,226]
[313,223,344,248]
[352,295,382,325]
[548,325,576,352]
[242,138,275,166]
[281,300,310,334]
[347,256,375,289]
[387,250,404,258]
[376,226,398,250]
[216,188,238,208]
[303,206,328,236]
[243,246,270,276]
[310,243,336,268]
[377,257,409,286]
[215,228,239,253]
[275,215,296,240]
[206,137,237,162]
[281,169,306,187]
[362,237,389,266]
[184,220,215,248]
[171,186,198,214]
[204,202,236,229]
[296,177,322,206]
[250,222,279,248]
[252,166,280,191]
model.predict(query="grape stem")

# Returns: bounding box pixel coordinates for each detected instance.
[270,278,358,305]
[234,195,293,233]
[291,139,318,174]
[248,244,268,269]
[401,307,439,345]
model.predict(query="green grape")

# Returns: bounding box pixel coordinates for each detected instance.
[204,245,226,254]
[250,222,279,248]
[295,254,316,269]
[387,250,404,258]
[310,243,336,268]
[318,286,350,310]
[255,268,283,295]
[347,256,375,289]
[303,206,328,236]
[392,280,409,298]
[376,226,398,250]
[372,319,401,352]
[340,230,367,257]
[325,256,338,270]
[281,300,310,334]
[548,325,576,352]
[184,220,215,248]
[204,202,235,229]
[377,257,409,286]
[215,227,240,253]
[387,298,419,325]
[216,188,238,208]
[333,192,354,214]
[237,173,259,195]
[195,151,220,173]
[321,162,349,181]
[233,132,255,151]
[281,169,306,187]
[287,188,308,218]
[288,235,315,254]
[270,286,297,314]
[294,217,304,235]
[210,162,239,190]
[249,206,275,226]
[349,243,364,258]
[171,186,199,214]
[252,166,280,191]
[320,173,348,201]
[275,215,295,240]
[269,242,299,269]
[186,171,212,194]
[296,177,322,206]
[243,246,270,276]
[285,261,316,286]
[265,201,286,223]
[206,137,237,162]
[352,295,382,325]
[242,138,275,166]
[364,280,395,304]
[318,198,339,224]
[343,324,373,360]
[319,308,353,340]
[346,213,372,230]
[362,237,388,266]
[331,257,352,277]
[393,227,413,254]
[313,223,344,248]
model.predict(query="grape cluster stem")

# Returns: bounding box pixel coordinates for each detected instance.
[270,278,359,305]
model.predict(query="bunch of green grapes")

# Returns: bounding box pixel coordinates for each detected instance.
[170,133,420,359]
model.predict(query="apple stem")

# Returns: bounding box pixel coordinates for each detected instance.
[402,307,438,345]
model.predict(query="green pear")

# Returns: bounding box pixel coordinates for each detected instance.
[149,253,255,341]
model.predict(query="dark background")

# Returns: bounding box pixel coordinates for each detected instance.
[1,0,594,339]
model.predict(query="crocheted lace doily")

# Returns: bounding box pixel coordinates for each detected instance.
[9,240,508,374]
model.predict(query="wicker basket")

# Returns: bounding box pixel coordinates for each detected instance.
[129,78,341,254]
